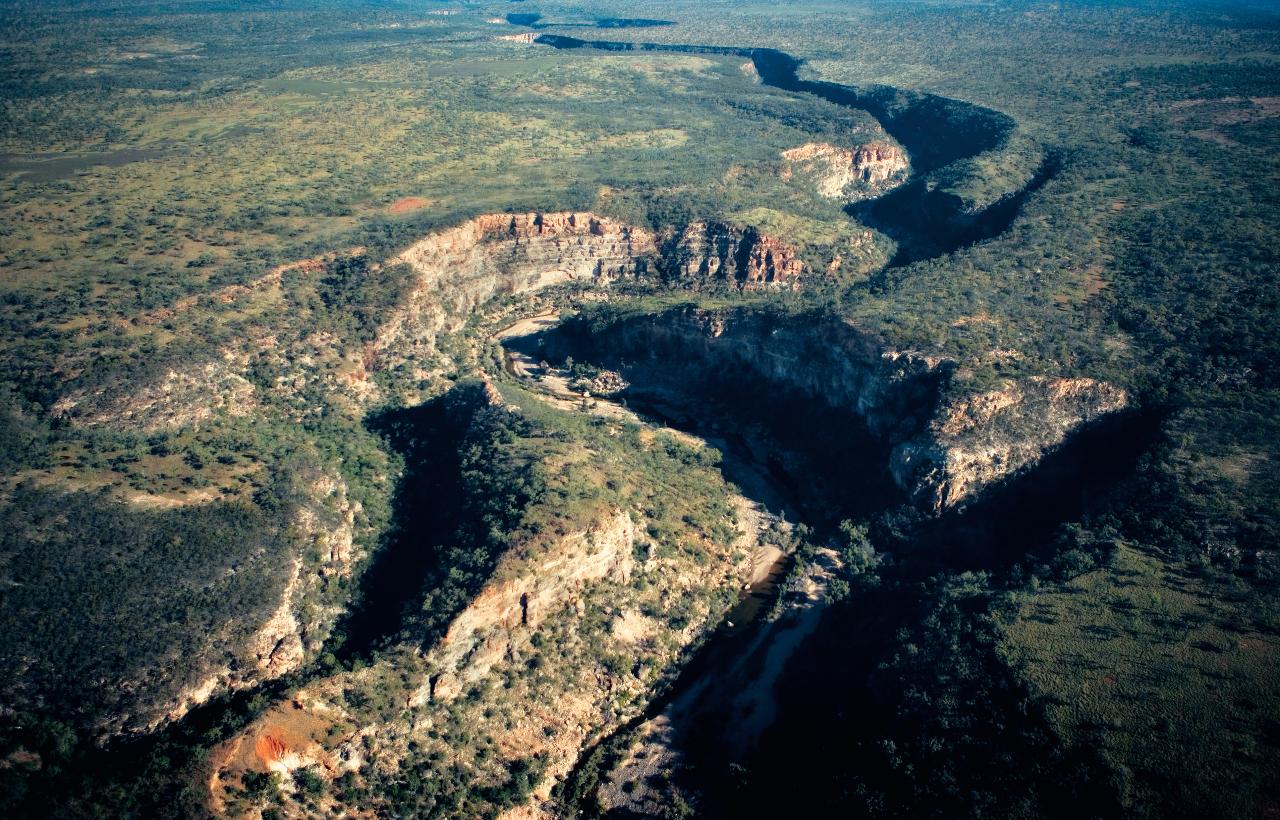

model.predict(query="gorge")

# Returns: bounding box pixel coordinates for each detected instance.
[5,27,1151,820]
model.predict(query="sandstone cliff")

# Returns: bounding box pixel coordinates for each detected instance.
[373,212,655,380]
[375,212,813,374]
[200,374,765,817]
[52,213,818,429]
[419,510,638,703]
[890,376,1129,511]
[36,213,815,742]
[666,221,808,290]
[782,141,909,201]
[123,470,362,739]
[207,483,750,818]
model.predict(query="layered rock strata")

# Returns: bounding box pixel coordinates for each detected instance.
[667,221,807,289]
[375,212,657,378]
[53,213,814,430]
[208,480,751,818]
[781,141,909,200]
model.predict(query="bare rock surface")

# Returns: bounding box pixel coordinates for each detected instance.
[781,140,910,200]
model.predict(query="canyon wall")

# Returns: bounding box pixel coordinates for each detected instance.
[206,436,756,818]
[891,375,1129,511]
[781,141,910,200]
[52,212,817,431]
[664,221,808,290]
[38,213,816,743]
[560,306,1127,513]
[419,509,639,704]
[42,204,1115,745]
[374,212,657,379]
[95,470,363,741]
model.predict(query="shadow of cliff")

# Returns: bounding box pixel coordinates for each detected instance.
[529,308,1161,817]
[512,313,911,530]
[895,406,1163,575]
[852,152,1060,268]
[332,384,487,663]
[535,37,1015,178]
[671,410,1160,820]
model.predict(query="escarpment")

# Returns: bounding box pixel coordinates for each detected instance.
[553,306,1128,513]
[781,141,910,200]
[418,509,638,703]
[371,212,810,379]
[206,387,756,817]
[134,471,363,739]
[29,215,814,739]
[665,221,808,289]
[891,375,1128,511]
[52,213,814,431]
[374,211,656,379]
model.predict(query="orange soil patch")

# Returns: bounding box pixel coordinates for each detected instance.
[218,699,335,775]
[208,704,331,816]
[255,733,289,764]
[950,309,994,328]
[1054,265,1108,308]
[389,196,431,214]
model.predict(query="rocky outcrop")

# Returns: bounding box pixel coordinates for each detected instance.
[418,510,638,703]
[560,306,1127,512]
[782,141,909,200]
[144,471,362,737]
[207,481,751,818]
[891,376,1129,511]
[374,212,815,379]
[666,222,807,290]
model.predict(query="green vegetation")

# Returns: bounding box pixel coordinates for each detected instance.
[1002,543,1280,819]
[226,376,747,818]
[0,484,288,731]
